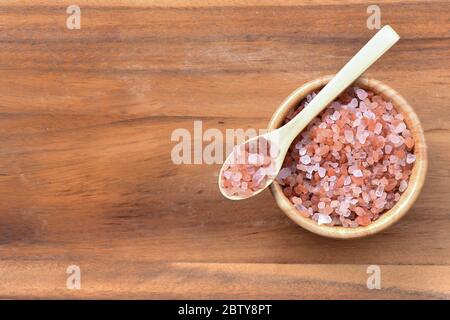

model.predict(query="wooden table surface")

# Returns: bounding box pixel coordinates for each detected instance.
[0,0,449,299]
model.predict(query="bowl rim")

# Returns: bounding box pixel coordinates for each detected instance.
[268,75,428,239]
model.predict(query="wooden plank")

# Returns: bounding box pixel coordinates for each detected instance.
[0,261,449,299]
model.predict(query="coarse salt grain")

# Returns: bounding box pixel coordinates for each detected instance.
[317,167,326,178]
[399,180,408,192]
[317,214,332,225]
[352,169,363,177]
[300,155,311,165]
[406,153,416,164]
[344,130,354,143]
[355,88,368,100]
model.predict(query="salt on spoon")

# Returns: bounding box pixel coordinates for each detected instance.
[219,25,400,200]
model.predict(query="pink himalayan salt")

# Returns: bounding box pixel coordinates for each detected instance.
[300,155,311,164]
[355,88,368,100]
[406,153,416,164]
[221,137,277,198]
[276,86,416,227]
[317,214,332,225]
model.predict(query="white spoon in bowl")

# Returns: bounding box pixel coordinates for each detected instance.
[219,25,400,200]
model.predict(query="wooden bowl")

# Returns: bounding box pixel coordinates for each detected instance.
[268,75,428,239]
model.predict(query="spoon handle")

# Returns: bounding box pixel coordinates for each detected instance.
[285,25,400,139]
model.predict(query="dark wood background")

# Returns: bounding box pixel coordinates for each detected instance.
[0,0,449,299]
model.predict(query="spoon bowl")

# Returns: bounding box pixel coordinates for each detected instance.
[218,133,285,200]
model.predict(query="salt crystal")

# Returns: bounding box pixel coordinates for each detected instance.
[382,114,392,122]
[344,130,354,143]
[385,144,393,154]
[362,192,370,203]
[265,163,277,176]
[224,171,232,179]
[292,197,302,205]
[363,110,375,119]
[271,87,415,227]
[231,180,240,187]
[295,204,308,213]
[389,155,398,164]
[399,180,408,192]
[342,209,351,217]
[353,169,363,177]
[406,153,416,164]
[356,111,363,119]
[374,198,387,209]
[389,134,401,144]
[232,172,243,181]
[394,122,407,134]
[248,153,258,165]
[359,101,368,112]
[317,167,326,178]
[348,98,358,109]
[278,168,291,180]
[355,207,366,216]
[330,200,339,208]
[356,130,369,144]
[344,176,352,186]
[375,182,384,197]
[300,155,311,165]
[331,110,341,121]
[253,168,266,184]
[374,123,383,135]
[339,201,349,213]
[348,166,356,174]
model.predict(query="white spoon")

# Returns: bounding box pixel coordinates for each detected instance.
[219,25,400,200]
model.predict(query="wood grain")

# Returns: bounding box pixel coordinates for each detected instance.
[0,0,449,299]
